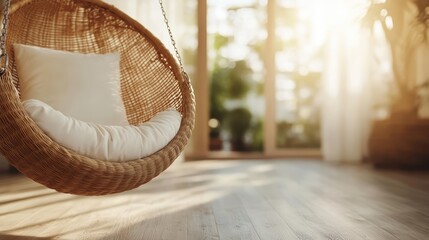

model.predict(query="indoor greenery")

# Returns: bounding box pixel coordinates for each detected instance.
[364,0,429,116]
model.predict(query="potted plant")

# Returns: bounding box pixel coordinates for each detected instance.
[209,59,253,151]
[224,107,252,151]
[364,0,429,168]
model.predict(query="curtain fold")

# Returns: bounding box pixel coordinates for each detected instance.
[320,13,399,163]
[322,27,372,162]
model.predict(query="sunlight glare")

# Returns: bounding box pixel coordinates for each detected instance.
[305,0,367,97]
[295,0,362,58]
[385,15,394,30]
[305,0,353,27]
[208,118,220,128]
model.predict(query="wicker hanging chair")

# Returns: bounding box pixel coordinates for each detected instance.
[0,0,195,195]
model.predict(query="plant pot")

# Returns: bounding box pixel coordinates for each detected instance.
[368,118,429,168]
[209,131,223,151]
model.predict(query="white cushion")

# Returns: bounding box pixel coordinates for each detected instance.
[23,99,181,161]
[14,44,129,126]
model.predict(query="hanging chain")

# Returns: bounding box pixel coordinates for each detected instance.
[0,0,11,71]
[158,0,186,75]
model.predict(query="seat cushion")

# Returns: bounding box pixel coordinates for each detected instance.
[23,99,182,161]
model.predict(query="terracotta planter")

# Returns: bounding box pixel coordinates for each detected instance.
[368,118,429,168]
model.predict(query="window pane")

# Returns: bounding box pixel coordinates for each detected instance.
[275,2,321,149]
[208,0,266,152]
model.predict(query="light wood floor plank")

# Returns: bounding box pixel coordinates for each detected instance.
[235,187,298,240]
[187,204,219,240]
[211,193,260,240]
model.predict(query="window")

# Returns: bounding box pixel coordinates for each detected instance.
[185,0,349,158]
[208,1,266,152]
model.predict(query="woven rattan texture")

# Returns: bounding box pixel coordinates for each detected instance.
[0,0,195,195]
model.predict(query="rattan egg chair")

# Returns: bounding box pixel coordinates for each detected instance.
[0,0,195,195]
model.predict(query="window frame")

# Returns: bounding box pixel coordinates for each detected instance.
[186,0,321,160]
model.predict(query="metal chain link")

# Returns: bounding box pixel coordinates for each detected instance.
[0,0,11,71]
[158,0,186,75]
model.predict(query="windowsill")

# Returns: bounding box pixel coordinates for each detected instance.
[186,149,322,160]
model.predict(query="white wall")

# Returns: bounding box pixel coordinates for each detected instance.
[104,0,138,19]
[103,0,190,55]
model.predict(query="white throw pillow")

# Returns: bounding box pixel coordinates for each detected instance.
[14,44,129,126]
[23,99,182,161]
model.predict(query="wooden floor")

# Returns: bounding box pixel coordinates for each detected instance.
[0,160,428,240]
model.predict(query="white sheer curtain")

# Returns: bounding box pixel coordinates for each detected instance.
[320,1,392,163]
[321,28,373,163]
